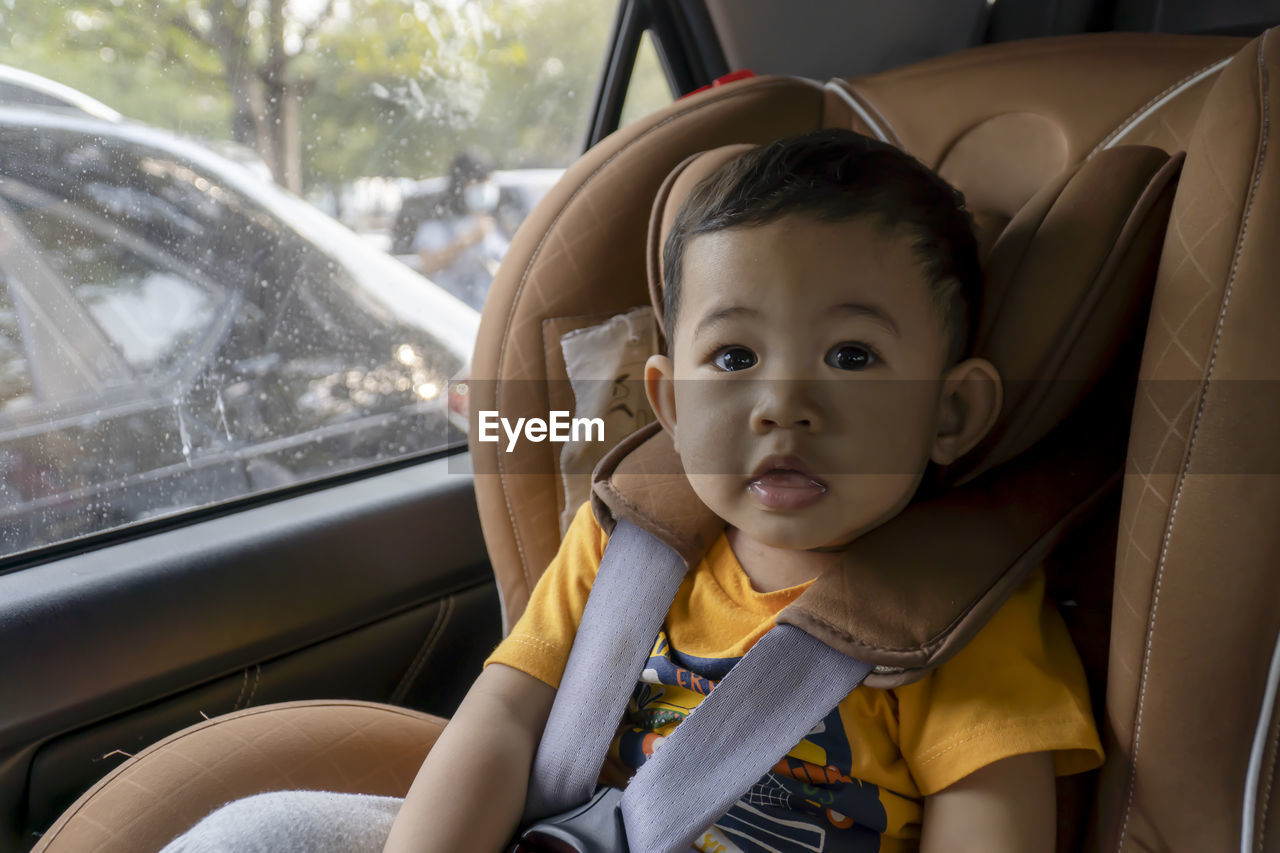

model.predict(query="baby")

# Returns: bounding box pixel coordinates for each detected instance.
[163,129,1101,853]
[382,130,1102,852]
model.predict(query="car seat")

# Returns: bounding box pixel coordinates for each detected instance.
[30,29,1280,853]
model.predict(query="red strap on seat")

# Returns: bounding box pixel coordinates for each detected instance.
[680,69,756,99]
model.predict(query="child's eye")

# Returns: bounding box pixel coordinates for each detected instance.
[826,343,878,371]
[711,346,758,372]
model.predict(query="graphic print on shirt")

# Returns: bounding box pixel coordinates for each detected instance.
[617,630,890,852]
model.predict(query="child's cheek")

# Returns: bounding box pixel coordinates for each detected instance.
[829,381,941,474]
[672,379,756,475]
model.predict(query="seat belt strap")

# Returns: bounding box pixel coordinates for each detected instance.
[620,624,874,853]
[524,518,875,852]
[523,518,689,821]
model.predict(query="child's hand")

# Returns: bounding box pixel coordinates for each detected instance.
[920,751,1056,852]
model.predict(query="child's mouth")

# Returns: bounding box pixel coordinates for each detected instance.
[747,458,828,510]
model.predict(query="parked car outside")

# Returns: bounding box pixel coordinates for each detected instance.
[0,105,478,559]
[0,64,123,122]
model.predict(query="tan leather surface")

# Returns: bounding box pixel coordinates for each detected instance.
[823,78,907,149]
[937,110,1071,215]
[1091,30,1280,853]
[956,146,1182,483]
[849,33,1244,200]
[1254,693,1280,853]
[31,701,443,853]
[590,421,724,569]
[1088,63,1225,158]
[646,144,754,338]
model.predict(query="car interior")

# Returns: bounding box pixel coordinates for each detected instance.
[4,1,1280,852]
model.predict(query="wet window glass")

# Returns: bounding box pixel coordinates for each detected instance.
[0,0,620,559]
[0,150,225,378]
[0,273,33,413]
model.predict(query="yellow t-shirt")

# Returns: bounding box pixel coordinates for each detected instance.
[486,501,1103,853]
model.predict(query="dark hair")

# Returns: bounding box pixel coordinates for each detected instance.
[444,149,496,214]
[662,129,982,365]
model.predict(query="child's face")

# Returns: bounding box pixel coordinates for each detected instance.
[645,214,999,551]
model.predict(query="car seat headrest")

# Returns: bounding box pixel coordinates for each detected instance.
[646,144,756,336]
[595,139,1182,686]
[951,144,1184,484]
[643,140,1183,485]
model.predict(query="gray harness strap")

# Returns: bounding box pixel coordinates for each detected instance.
[524,518,874,852]
[622,625,874,853]
[523,518,688,821]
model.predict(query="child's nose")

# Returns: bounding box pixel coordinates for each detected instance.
[749,381,823,434]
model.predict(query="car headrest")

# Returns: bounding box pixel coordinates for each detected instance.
[642,139,1182,486]
[593,139,1182,686]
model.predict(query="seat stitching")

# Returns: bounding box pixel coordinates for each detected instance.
[789,607,947,655]
[827,80,904,147]
[1257,710,1280,851]
[245,664,261,709]
[390,595,453,705]
[1089,58,1231,158]
[823,81,888,142]
[232,669,249,712]
[849,89,904,148]
[1116,32,1269,852]
[598,486,689,548]
[491,78,816,602]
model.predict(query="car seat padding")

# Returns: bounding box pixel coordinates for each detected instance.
[472,37,1242,626]
[592,142,1181,687]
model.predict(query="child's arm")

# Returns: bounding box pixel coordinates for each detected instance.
[381,662,556,853]
[919,751,1056,852]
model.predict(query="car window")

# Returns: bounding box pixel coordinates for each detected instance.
[620,30,674,128]
[0,282,32,413]
[0,1,623,560]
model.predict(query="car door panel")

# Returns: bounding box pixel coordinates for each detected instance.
[0,454,497,850]
[23,581,495,841]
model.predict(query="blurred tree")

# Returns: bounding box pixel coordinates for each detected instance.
[300,0,614,185]
[0,0,618,193]
[0,0,332,190]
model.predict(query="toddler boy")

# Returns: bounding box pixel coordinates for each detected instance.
[163,129,1101,853]
[383,129,1102,852]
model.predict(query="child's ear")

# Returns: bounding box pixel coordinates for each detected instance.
[930,357,1003,466]
[644,354,679,448]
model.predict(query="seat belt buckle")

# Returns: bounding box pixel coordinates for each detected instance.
[508,786,629,853]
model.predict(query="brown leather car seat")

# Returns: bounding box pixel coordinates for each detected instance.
[32,30,1279,853]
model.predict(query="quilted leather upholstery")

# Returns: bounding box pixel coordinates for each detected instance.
[1092,30,1280,853]
[31,702,443,853]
